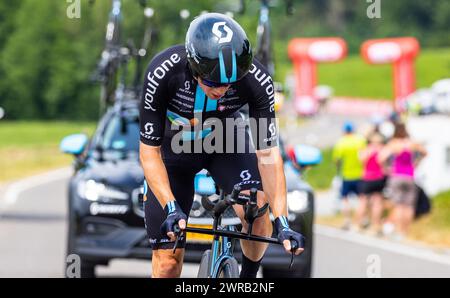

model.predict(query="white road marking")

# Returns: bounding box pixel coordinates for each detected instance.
[315,224,450,266]
[1,167,72,208]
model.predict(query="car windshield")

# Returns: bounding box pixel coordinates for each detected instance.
[100,109,140,153]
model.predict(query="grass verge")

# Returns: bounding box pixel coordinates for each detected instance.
[303,148,336,191]
[408,190,450,248]
[0,121,96,183]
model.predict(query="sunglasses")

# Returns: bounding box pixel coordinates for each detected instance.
[200,78,231,88]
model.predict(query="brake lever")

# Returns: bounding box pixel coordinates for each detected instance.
[289,238,298,269]
[172,224,184,254]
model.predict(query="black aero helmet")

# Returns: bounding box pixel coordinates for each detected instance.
[185,13,253,84]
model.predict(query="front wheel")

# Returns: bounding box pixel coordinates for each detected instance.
[197,250,240,278]
[197,250,212,278]
[216,258,239,278]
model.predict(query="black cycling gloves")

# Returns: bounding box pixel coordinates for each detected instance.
[275,216,305,250]
[161,201,187,236]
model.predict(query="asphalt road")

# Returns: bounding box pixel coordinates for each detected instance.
[279,101,376,149]
[1,171,449,278]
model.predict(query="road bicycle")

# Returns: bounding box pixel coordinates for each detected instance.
[240,0,293,77]
[174,184,299,278]
[237,0,293,115]
[90,0,156,116]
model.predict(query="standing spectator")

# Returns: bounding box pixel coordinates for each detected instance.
[332,121,366,230]
[354,133,386,235]
[378,122,427,239]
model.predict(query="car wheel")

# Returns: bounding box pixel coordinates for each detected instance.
[65,196,97,278]
[66,197,76,257]
[79,261,97,278]
[65,256,97,278]
[65,196,78,277]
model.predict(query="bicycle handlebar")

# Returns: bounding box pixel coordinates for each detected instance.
[173,181,303,268]
[183,226,280,245]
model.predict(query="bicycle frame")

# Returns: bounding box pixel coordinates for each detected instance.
[182,188,280,278]
[209,225,236,278]
[184,222,280,278]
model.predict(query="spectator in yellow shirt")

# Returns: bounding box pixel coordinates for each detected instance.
[332,121,366,230]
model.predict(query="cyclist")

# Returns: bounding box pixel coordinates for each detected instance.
[139,13,304,278]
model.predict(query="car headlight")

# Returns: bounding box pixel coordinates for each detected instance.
[77,179,129,202]
[287,190,309,213]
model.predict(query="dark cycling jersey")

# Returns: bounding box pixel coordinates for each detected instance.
[139,45,278,150]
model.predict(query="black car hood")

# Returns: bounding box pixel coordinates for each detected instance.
[77,157,144,192]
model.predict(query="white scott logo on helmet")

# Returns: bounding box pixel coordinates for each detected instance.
[240,170,251,181]
[144,122,154,135]
[212,22,233,44]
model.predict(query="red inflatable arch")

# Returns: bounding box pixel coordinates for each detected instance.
[288,38,347,115]
[361,37,420,111]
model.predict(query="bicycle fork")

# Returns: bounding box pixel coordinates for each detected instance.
[208,225,236,278]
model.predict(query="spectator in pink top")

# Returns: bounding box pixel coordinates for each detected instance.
[378,122,427,239]
[354,133,386,235]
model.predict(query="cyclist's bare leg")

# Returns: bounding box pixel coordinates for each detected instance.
[151,248,184,278]
[232,190,273,261]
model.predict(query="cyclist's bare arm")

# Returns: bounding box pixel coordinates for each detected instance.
[245,63,290,222]
[256,146,304,255]
[139,142,176,208]
[139,142,186,239]
[255,146,287,219]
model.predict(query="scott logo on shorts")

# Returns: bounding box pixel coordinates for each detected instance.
[240,170,251,181]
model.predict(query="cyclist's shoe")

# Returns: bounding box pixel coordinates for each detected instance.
[161,201,187,239]
[275,216,305,254]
